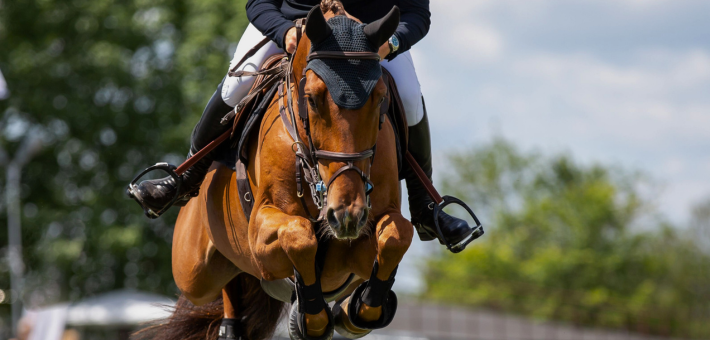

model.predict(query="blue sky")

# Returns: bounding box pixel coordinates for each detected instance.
[396,0,710,293]
[414,0,710,224]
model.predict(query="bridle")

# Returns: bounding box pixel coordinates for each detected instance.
[279,19,387,222]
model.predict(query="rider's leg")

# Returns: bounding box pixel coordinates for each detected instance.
[131,24,281,214]
[381,52,477,252]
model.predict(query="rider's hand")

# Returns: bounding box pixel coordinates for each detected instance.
[378,42,391,60]
[285,27,299,54]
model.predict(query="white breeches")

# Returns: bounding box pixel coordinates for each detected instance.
[222,24,425,126]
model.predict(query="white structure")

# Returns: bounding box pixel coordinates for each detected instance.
[0,68,7,100]
[23,290,175,340]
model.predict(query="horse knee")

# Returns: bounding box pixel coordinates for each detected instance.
[278,219,318,262]
[377,215,413,258]
[378,234,411,260]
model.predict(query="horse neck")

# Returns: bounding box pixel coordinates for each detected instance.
[290,36,312,143]
[292,35,311,83]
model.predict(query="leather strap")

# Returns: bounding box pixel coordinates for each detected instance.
[307,51,381,62]
[236,159,254,221]
[404,151,443,204]
[314,149,374,162]
[325,163,373,192]
[175,130,231,176]
[227,37,271,77]
[228,63,285,78]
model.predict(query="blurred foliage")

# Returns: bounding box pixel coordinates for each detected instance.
[424,139,710,338]
[0,0,248,335]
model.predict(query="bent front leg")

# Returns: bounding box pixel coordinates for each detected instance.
[250,206,331,338]
[334,212,413,336]
[250,206,319,282]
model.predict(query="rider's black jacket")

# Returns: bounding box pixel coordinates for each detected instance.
[246,0,430,58]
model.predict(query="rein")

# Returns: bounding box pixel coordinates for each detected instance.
[279,19,384,222]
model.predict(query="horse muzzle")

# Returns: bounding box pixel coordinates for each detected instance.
[326,204,369,239]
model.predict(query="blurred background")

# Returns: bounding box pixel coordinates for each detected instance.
[0,0,708,339]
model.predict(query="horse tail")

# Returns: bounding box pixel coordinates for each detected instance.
[237,274,285,339]
[132,275,285,340]
[131,294,223,340]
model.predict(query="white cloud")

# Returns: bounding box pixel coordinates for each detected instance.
[410,0,710,223]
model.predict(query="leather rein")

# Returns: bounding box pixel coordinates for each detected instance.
[279,19,386,222]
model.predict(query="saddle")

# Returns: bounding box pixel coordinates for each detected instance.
[214,55,411,223]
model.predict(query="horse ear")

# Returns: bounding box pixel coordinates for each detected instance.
[306,5,332,45]
[363,6,400,48]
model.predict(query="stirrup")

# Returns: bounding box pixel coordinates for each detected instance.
[432,195,485,253]
[126,162,184,219]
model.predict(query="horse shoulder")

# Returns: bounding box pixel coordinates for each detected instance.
[369,116,402,217]
[252,96,302,214]
[194,163,260,277]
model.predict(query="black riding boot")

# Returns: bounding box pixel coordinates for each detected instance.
[129,79,233,218]
[404,102,477,253]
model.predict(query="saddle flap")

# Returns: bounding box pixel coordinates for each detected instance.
[381,68,408,178]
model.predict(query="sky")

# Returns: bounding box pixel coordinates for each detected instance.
[396,0,710,293]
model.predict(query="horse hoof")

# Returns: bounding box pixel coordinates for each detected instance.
[288,300,334,340]
[346,281,398,330]
[217,318,243,340]
[332,297,371,339]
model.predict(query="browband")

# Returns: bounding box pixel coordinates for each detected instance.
[307,51,381,62]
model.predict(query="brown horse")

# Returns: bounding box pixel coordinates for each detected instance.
[137,4,412,340]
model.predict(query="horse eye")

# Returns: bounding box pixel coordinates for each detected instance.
[307,97,317,110]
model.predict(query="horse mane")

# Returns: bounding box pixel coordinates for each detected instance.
[320,0,361,22]
[320,0,346,16]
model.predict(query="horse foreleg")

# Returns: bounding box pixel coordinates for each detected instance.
[251,206,330,337]
[336,212,413,335]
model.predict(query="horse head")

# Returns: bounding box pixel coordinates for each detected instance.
[293,5,399,239]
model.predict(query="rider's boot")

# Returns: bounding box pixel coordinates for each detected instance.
[404,100,477,253]
[129,80,233,216]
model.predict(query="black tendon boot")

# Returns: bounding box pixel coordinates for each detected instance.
[289,268,334,340]
[128,80,233,218]
[218,318,243,340]
[404,101,477,253]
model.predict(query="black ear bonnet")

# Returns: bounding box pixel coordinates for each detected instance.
[304,6,400,110]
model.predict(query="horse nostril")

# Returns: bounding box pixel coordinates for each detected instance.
[357,209,369,228]
[327,208,339,229]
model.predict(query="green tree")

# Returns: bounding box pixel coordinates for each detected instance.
[0,0,248,335]
[425,139,710,338]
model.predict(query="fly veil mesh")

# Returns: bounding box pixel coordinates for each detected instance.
[305,15,381,110]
